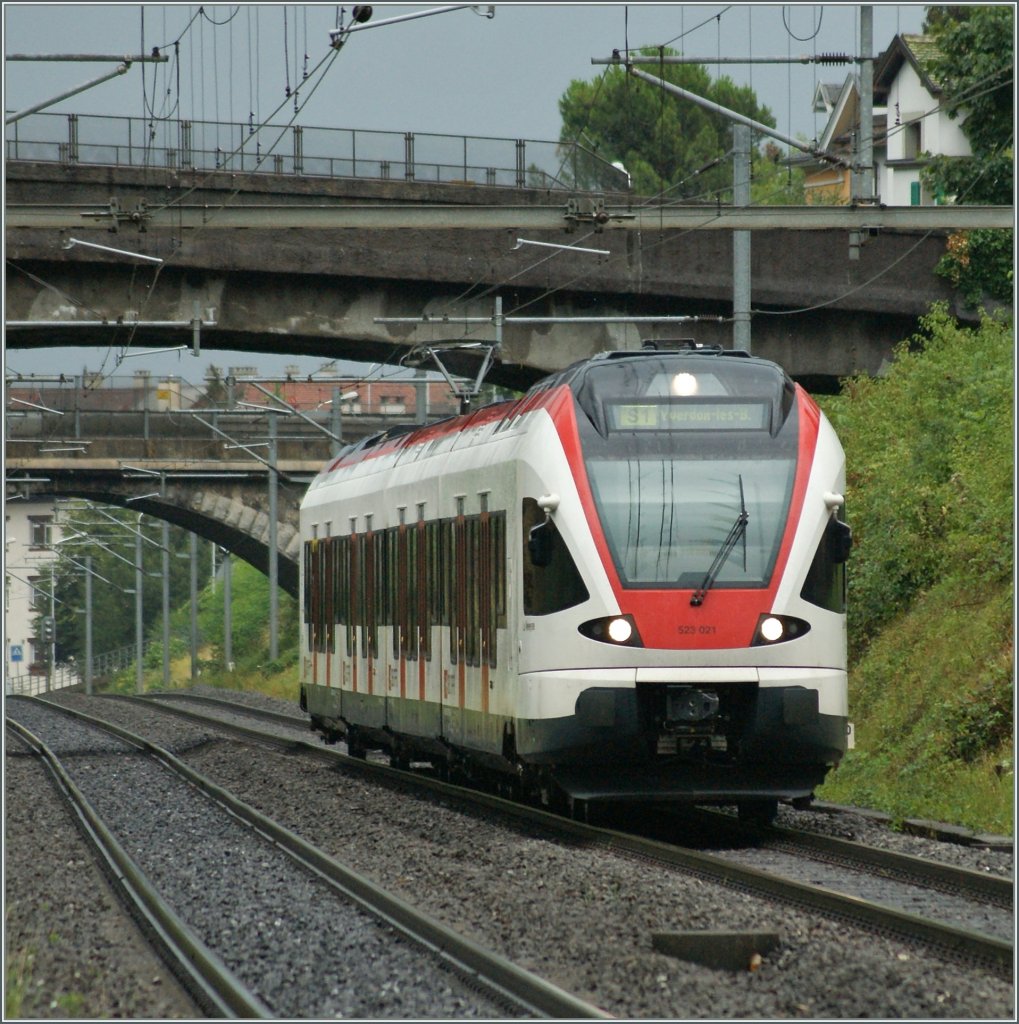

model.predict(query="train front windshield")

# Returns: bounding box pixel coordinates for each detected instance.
[572,355,799,589]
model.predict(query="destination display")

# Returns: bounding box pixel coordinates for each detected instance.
[608,400,770,431]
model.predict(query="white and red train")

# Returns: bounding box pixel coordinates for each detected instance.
[299,345,852,820]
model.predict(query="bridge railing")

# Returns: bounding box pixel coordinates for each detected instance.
[5,110,631,192]
[5,641,153,696]
[6,371,468,460]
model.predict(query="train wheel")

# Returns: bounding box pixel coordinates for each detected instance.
[737,799,778,826]
[346,731,367,760]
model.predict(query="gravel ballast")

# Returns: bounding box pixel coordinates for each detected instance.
[4,731,202,1019]
[6,698,516,1019]
[6,688,1011,1019]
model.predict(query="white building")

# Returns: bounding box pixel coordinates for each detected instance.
[873,33,971,206]
[4,497,62,692]
[801,34,972,207]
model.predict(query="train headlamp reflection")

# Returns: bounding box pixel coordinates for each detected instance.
[671,372,699,397]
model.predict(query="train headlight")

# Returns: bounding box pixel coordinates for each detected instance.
[751,614,811,646]
[671,372,699,397]
[579,614,643,647]
[760,616,784,642]
[607,617,633,643]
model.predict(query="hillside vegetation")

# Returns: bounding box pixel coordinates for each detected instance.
[816,305,1013,833]
[117,305,1013,833]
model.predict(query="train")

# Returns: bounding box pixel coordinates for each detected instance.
[298,344,852,822]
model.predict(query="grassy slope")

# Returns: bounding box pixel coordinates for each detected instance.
[816,306,1013,834]
[116,307,1014,834]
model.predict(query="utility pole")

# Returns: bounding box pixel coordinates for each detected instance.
[732,124,752,352]
[161,473,170,688]
[135,524,144,693]
[267,411,279,662]
[858,5,875,203]
[46,583,55,693]
[223,550,233,671]
[190,532,199,681]
[83,554,93,696]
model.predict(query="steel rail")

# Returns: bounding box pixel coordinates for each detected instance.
[141,690,311,730]
[35,696,610,1020]
[119,693,1014,978]
[665,806,1013,909]
[4,712,272,1019]
[762,819,1012,908]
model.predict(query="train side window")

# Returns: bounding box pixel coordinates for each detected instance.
[418,519,431,661]
[303,541,312,646]
[521,497,590,616]
[323,537,335,652]
[800,512,851,613]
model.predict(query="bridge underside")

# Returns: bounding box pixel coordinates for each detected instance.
[5,257,930,394]
[6,160,963,393]
[20,470,305,598]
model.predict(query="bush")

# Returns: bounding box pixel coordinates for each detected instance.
[817,305,1013,833]
[821,305,1013,658]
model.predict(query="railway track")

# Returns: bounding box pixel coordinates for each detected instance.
[106,692,1014,976]
[11,690,1013,1018]
[5,696,608,1019]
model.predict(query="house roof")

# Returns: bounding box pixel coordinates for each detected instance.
[874,33,944,101]
[812,81,844,115]
[818,74,861,153]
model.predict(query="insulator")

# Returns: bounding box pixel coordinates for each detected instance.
[817,52,851,65]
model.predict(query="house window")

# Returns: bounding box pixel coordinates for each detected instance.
[910,181,921,206]
[903,119,922,160]
[29,516,52,549]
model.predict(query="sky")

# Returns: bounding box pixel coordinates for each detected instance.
[4,2,930,383]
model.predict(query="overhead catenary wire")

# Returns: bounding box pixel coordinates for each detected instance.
[103,18,351,374]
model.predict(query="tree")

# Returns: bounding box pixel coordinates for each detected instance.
[920,6,1014,307]
[51,502,210,667]
[558,47,781,200]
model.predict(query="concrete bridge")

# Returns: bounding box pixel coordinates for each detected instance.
[4,406,399,598]
[5,158,982,393]
[14,456,311,598]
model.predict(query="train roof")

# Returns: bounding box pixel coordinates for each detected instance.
[319,345,796,474]
[529,343,793,392]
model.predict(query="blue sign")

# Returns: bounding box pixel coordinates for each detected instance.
[10,645,23,662]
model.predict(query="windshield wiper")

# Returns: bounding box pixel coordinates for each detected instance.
[691,475,749,607]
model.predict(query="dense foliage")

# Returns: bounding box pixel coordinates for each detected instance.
[48,503,210,665]
[557,47,805,202]
[818,305,1013,831]
[105,556,300,697]
[920,5,1014,307]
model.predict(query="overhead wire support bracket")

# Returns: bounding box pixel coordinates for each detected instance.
[620,62,852,170]
[5,52,167,125]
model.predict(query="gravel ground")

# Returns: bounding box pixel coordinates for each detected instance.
[4,729,202,1019]
[5,698,515,1019]
[8,687,1012,1020]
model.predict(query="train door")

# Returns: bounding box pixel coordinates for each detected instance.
[441,497,468,748]
[346,520,386,733]
[385,509,435,740]
[441,494,505,756]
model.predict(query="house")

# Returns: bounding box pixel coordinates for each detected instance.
[4,497,63,691]
[802,74,887,205]
[873,33,970,205]
[800,34,971,206]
